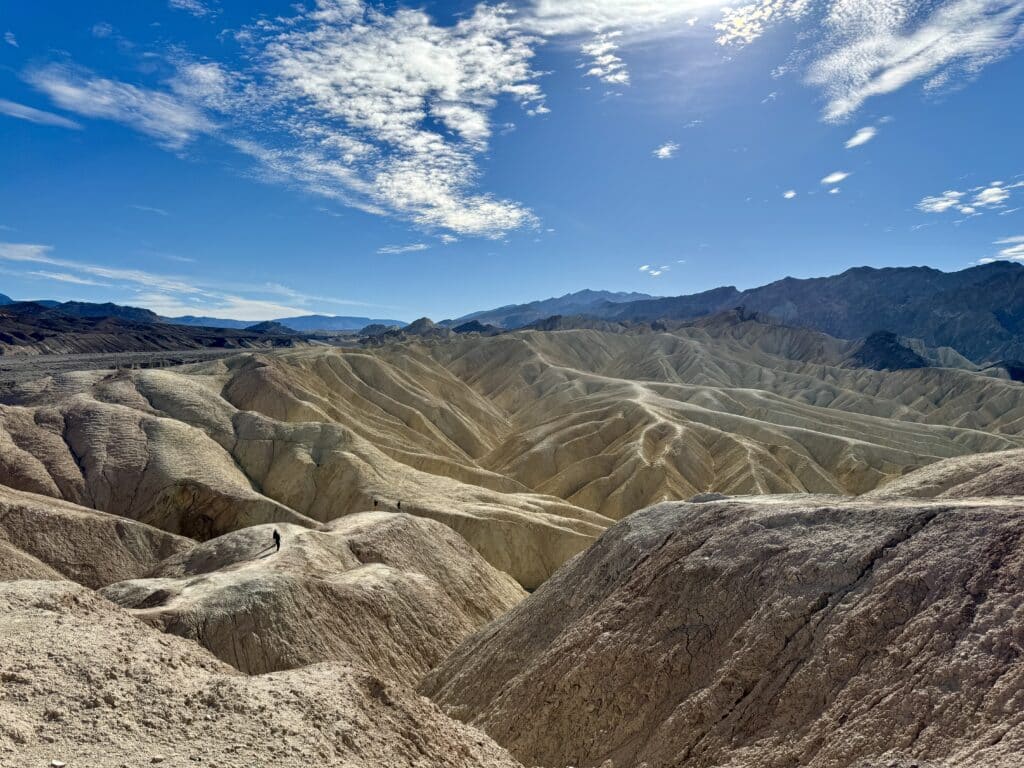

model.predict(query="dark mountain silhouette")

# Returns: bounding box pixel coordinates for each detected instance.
[0,293,12,305]
[451,289,655,329]
[552,263,1024,364]
[51,301,163,324]
[452,320,501,335]
[169,313,407,331]
[0,302,304,355]
[844,331,930,371]
[245,320,289,334]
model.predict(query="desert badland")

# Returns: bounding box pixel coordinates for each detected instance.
[4,0,1024,763]
[3,289,1024,767]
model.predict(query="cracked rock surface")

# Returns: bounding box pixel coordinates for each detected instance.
[422,496,1024,767]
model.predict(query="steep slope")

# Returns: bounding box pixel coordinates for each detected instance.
[423,496,1024,768]
[0,580,521,768]
[865,448,1024,499]
[0,359,606,588]
[0,484,191,588]
[103,513,525,683]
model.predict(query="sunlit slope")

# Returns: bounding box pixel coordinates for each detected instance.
[102,512,525,684]
[2,318,1024,584]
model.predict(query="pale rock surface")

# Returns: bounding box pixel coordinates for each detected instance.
[0,483,190,587]
[423,496,1024,768]
[0,580,522,768]
[102,513,525,684]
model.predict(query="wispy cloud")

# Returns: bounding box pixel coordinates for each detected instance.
[783,190,797,199]
[978,235,1024,263]
[26,64,214,149]
[4,31,17,47]
[821,171,850,185]
[168,0,214,16]
[845,126,877,148]
[0,242,372,320]
[28,271,111,287]
[377,243,429,255]
[129,204,170,217]
[653,141,679,160]
[0,99,82,130]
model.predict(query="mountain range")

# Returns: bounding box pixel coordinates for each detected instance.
[167,313,407,331]
[455,262,1024,364]
[5,261,1024,362]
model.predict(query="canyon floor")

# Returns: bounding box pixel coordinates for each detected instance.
[2,318,1023,767]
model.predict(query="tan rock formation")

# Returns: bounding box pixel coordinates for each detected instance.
[0,484,190,588]
[0,580,521,768]
[102,512,525,683]
[423,496,1024,768]
[4,322,1024,587]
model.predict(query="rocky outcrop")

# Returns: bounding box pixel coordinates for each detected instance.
[865,448,1024,499]
[0,580,521,767]
[102,513,525,684]
[423,496,1024,768]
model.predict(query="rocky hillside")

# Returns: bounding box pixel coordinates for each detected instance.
[424,493,1024,767]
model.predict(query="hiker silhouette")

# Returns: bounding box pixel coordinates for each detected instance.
[272,528,281,552]
[397,500,401,511]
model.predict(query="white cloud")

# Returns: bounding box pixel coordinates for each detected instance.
[783,189,797,199]
[0,99,82,130]
[581,31,631,85]
[918,179,1022,216]
[988,235,1024,261]
[821,171,850,185]
[845,126,877,148]
[806,0,1024,122]
[231,2,544,237]
[168,0,214,16]
[525,1,722,37]
[4,32,17,47]
[26,64,213,149]
[639,264,650,271]
[975,184,1011,207]
[653,141,679,159]
[377,243,429,255]
[91,23,114,38]
[917,189,965,213]
[715,0,812,46]
[708,0,1024,121]
[828,187,841,195]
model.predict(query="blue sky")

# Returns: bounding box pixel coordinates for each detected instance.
[2,0,1023,321]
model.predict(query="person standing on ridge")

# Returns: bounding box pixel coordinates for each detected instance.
[397,500,401,511]
[272,528,281,553]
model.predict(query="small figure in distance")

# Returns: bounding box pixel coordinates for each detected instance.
[397,500,401,511]
[373,498,378,508]
[272,528,281,553]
